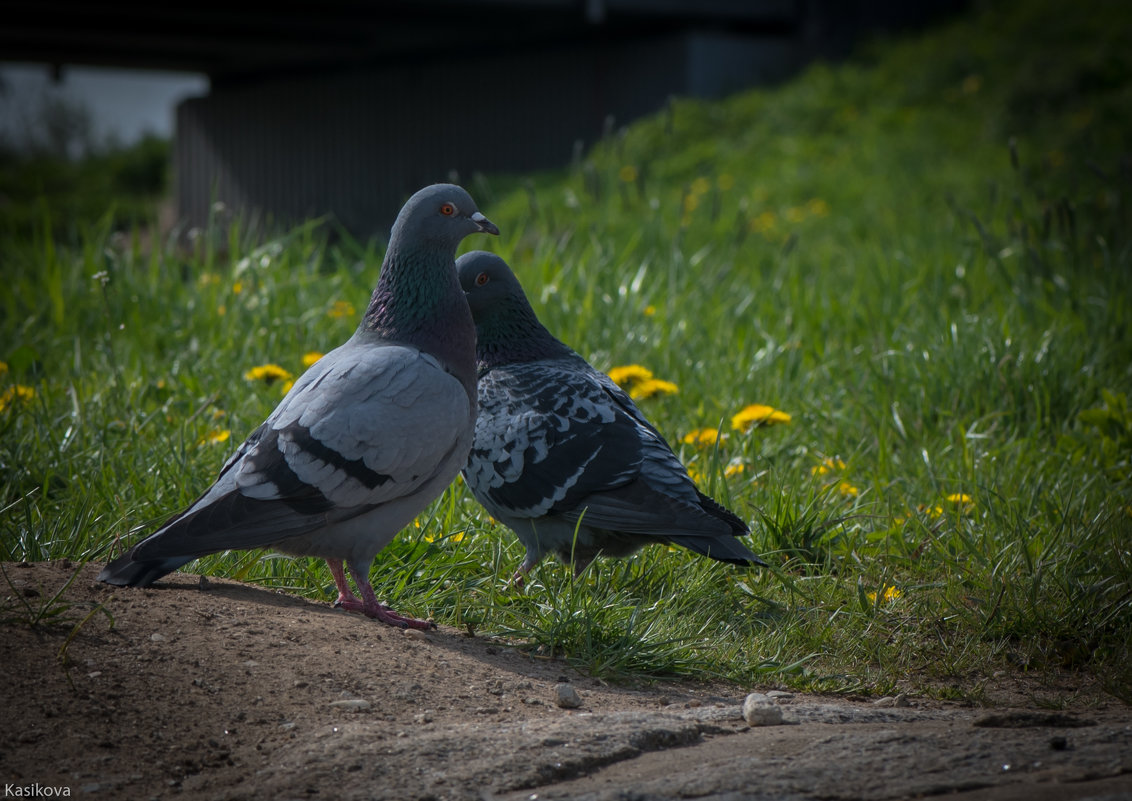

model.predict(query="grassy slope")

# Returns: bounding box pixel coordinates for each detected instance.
[2,0,1130,699]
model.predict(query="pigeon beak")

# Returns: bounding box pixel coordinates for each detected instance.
[471,211,500,236]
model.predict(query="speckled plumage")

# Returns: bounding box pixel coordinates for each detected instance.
[99,184,498,628]
[457,251,765,581]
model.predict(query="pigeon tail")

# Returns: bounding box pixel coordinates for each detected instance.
[96,549,194,587]
[664,534,767,568]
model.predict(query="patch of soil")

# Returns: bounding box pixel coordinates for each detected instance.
[1,561,1129,800]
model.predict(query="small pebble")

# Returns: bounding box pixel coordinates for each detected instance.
[555,683,582,709]
[742,693,784,726]
[403,628,429,640]
[149,633,166,642]
[329,699,372,712]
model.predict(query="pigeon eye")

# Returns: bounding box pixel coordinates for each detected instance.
[475,272,490,287]
[440,203,456,216]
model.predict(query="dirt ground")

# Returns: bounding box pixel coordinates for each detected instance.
[2,561,1130,800]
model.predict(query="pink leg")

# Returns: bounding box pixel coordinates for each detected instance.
[328,559,361,607]
[327,558,435,630]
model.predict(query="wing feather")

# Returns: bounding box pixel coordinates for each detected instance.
[138,340,472,557]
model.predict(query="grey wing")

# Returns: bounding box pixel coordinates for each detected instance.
[134,342,472,560]
[465,357,663,521]
[589,370,702,501]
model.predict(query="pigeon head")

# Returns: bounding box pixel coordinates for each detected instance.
[364,184,498,333]
[362,185,497,394]
[457,251,572,367]
[456,251,527,317]
[389,183,499,249]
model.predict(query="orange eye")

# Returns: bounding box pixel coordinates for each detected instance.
[475,272,490,286]
[440,203,456,216]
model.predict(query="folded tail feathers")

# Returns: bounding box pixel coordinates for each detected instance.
[97,547,193,587]
[666,534,768,567]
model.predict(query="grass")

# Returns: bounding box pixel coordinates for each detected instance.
[2,0,1130,701]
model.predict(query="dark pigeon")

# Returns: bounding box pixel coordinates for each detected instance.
[99,184,499,629]
[456,251,765,584]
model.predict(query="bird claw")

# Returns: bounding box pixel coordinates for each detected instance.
[333,596,434,630]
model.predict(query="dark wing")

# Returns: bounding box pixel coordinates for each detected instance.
[464,357,643,519]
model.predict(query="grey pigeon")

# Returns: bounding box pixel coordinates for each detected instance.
[99,184,499,629]
[456,251,765,584]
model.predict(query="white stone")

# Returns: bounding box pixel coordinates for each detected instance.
[743,693,784,726]
[330,699,372,712]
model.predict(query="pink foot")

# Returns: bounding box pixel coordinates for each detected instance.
[326,558,436,630]
[335,596,436,630]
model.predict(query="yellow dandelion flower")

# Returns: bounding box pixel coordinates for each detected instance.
[946,493,973,505]
[718,174,735,191]
[786,206,807,224]
[232,280,244,294]
[749,210,777,234]
[244,364,293,384]
[686,465,703,485]
[618,165,638,183]
[328,300,357,319]
[918,504,944,518]
[0,384,35,412]
[607,364,654,388]
[211,408,227,420]
[724,461,746,478]
[731,404,792,432]
[837,481,859,498]
[198,272,221,287]
[0,361,8,377]
[630,378,678,400]
[449,530,466,544]
[682,428,723,448]
[806,198,830,217]
[811,457,846,476]
[643,304,657,317]
[683,193,700,214]
[690,176,711,196]
[301,351,323,368]
[218,305,227,316]
[200,428,231,446]
[867,585,902,603]
[280,380,295,395]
